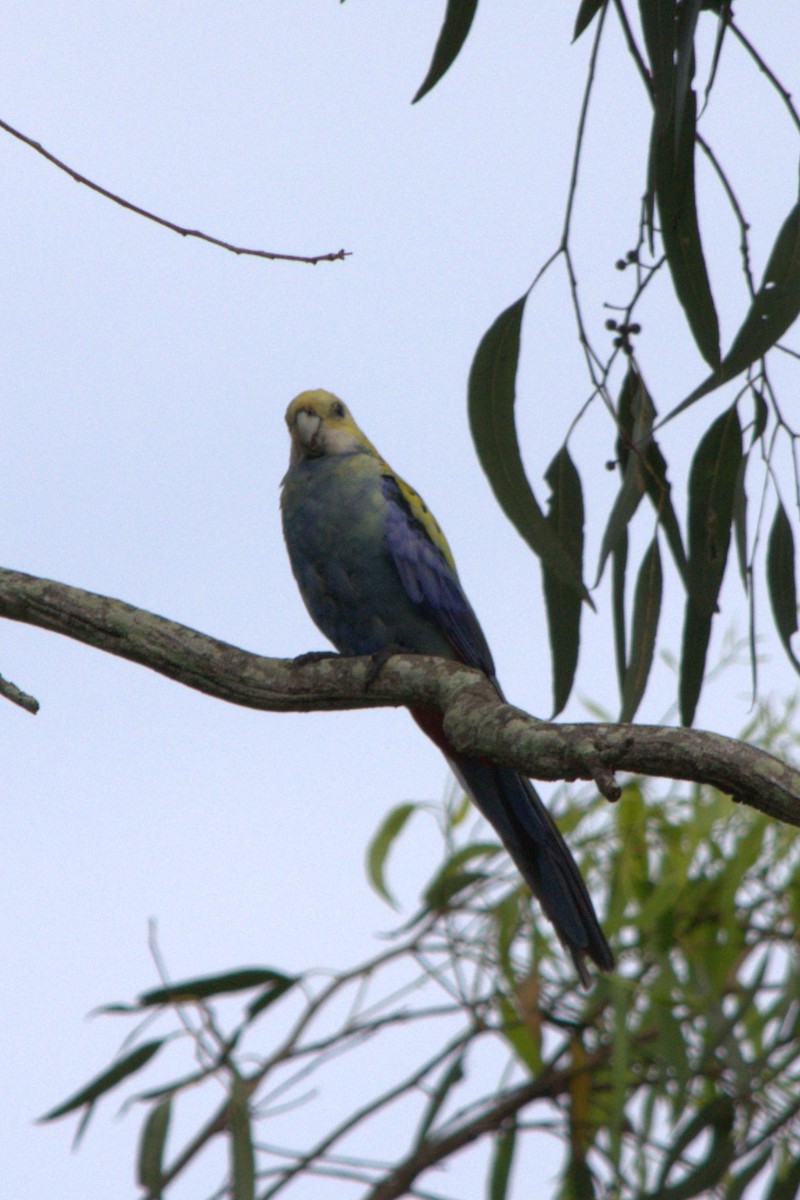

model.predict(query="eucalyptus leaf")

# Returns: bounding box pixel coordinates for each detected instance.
[366,802,417,906]
[679,403,742,724]
[612,529,628,693]
[572,0,606,40]
[468,296,589,599]
[652,87,720,366]
[620,538,662,722]
[40,1039,165,1122]
[137,1097,172,1194]
[412,0,479,103]
[543,447,584,715]
[767,501,800,673]
[664,197,800,425]
[488,1117,517,1200]
[719,200,800,382]
[139,968,293,1007]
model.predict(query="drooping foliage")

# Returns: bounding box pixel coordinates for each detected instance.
[413,2,800,725]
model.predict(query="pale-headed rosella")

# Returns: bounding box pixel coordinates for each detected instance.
[281,389,613,986]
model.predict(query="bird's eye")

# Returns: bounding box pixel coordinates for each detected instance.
[330,401,345,419]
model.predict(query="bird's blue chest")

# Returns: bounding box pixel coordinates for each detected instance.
[281,455,415,656]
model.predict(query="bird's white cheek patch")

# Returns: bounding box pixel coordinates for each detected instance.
[296,411,322,445]
[325,427,363,456]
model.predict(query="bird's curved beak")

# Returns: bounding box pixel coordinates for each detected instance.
[294,409,322,448]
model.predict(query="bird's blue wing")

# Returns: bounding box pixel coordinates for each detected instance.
[380,474,495,674]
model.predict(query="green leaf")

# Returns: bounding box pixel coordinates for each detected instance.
[596,371,654,585]
[612,530,628,693]
[702,1,729,108]
[607,978,631,1164]
[139,968,294,1007]
[653,87,721,366]
[40,1039,165,1122]
[572,0,606,41]
[732,453,748,588]
[615,362,638,468]
[648,978,692,1113]
[642,436,688,585]
[686,403,743,609]
[654,1096,735,1200]
[448,790,471,827]
[246,975,297,1021]
[430,840,503,875]
[229,1077,255,1200]
[679,600,713,729]
[620,538,662,722]
[498,993,542,1073]
[767,501,800,674]
[422,842,502,912]
[468,296,589,600]
[679,404,742,725]
[412,0,479,103]
[596,462,645,588]
[137,1097,172,1195]
[719,200,800,382]
[366,802,416,906]
[752,387,769,442]
[542,447,584,715]
[614,368,686,583]
[559,1153,598,1200]
[493,889,524,986]
[664,199,800,425]
[640,0,674,248]
[412,1051,466,1148]
[640,0,719,363]
[674,0,702,144]
[599,470,647,591]
[488,1118,517,1200]
[640,0,676,106]
[424,868,487,910]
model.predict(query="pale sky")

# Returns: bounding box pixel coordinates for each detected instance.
[2,5,799,1198]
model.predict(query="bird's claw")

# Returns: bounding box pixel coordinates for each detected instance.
[365,644,403,688]
[292,650,340,668]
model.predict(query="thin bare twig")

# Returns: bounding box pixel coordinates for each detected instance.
[365,1042,620,1200]
[560,6,615,398]
[611,0,653,97]
[258,1027,481,1199]
[696,132,755,297]
[153,921,440,1191]
[0,116,350,265]
[728,21,800,135]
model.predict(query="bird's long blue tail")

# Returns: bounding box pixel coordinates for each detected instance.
[450,755,613,987]
[411,708,614,987]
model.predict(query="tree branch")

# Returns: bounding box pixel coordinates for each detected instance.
[0,670,39,714]
[2,566,799,824]
[0,116,349,266]
[366,1041,623,1200]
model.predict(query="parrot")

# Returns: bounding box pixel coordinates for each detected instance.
[281,389,613,986]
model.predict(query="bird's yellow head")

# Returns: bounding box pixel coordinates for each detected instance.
[285,390,378,465]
